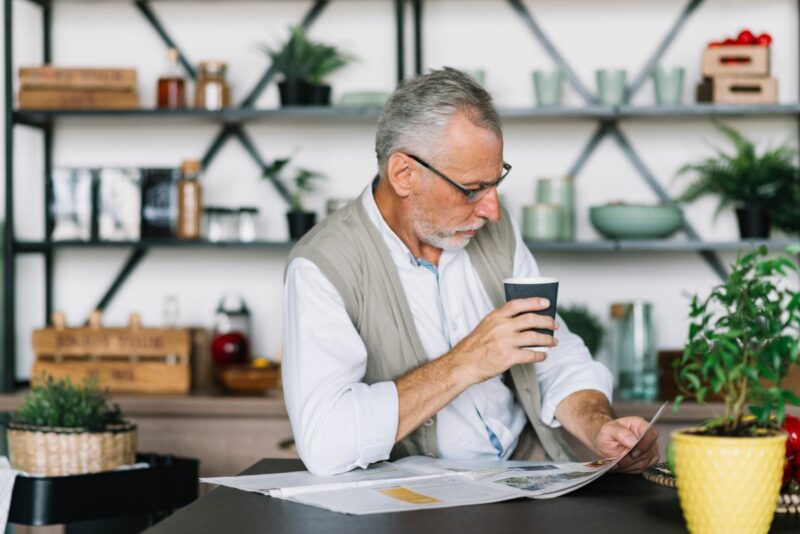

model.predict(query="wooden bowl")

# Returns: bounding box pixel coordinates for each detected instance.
[214,361,281,395]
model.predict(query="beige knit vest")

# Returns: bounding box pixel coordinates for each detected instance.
[286,192,575,462]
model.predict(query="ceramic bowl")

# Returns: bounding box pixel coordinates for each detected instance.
[589,203,683,239]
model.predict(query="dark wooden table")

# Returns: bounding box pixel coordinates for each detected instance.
[147,459,800,534]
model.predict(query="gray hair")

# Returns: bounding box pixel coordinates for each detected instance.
[375,67,503,178]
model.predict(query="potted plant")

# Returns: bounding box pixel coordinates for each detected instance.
[676,122,798,239]
[263,26,353,106]
[558,304,604,355]
[7,376,137,476]
[264,157,325,240]
[671,244,800,533]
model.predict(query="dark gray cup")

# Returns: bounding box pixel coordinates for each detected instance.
[503,277,559,352]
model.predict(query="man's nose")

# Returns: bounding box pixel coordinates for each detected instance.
[473,188,501,223]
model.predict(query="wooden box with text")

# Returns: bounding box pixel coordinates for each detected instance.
[31,312,191,394]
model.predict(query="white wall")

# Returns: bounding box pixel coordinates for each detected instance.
[3,0,799,380]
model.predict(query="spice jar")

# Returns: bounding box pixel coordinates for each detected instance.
[195,61,230,111]
[238,207,259,242]
[204,207,224,242]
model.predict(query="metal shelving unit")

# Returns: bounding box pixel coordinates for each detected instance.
[4,0,800,391]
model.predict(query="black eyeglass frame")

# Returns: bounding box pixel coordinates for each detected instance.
[406,153,512,204]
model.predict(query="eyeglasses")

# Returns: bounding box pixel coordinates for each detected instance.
[406,154,512,204]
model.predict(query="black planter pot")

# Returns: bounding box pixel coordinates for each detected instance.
[735,204,771,239]
[287,211,317,240]
[306,84,332,106]
[278,79,314,106]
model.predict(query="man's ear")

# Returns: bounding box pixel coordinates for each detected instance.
[385,153,417,199]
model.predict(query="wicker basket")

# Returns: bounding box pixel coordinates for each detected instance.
[7,421,137,476]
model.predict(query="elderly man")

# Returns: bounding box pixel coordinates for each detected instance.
[282,67,659,476]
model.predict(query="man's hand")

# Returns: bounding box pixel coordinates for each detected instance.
[451,297,558,385]
[554,391,659,474]
[394,297,557,442]
[593,416,660,473]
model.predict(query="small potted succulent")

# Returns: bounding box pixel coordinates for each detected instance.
[7,376,137,476]
[676,122,798,239]
[264,157,325,240]
[671,244,800,533]
[262,26,353,106]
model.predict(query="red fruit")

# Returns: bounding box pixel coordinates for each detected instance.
[756,33,773,46]
[211,331,250,365]
[723,38,737,46]
[737,30,756,45]
[708,41,724,48]
[785,416,800,454]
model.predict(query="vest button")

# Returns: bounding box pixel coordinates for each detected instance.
[423,418,434,427]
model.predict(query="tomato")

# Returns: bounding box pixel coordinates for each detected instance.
[708,41,724,48]
[756,33,773,46]
[737,30,756,45]
[723,38,737,46]
[782,416,800,488]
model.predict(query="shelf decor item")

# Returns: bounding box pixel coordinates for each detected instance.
[532,70,563,107]
[8,375,137,476]
[671,244,800,534]
[32,311,191,394]
[263,157,326,240]
[676,122,798,238]
[17,66,139,110]
[557,304,604,356]
[262,26,353,106]
[589,203,683,239]
[535,177,575,240]
[522,203,561,242]
[698,30,777,105]
[595,69,626,106]
[652,65,684,105]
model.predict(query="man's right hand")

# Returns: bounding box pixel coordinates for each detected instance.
[451,297,558,385]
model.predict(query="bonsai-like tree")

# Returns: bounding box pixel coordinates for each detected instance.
[15,376,122,431]
[676,122,799,233]
[674,245,800,435]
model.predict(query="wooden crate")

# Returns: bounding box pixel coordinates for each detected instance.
[702,45,769,77]
[696,76,777,105]
[32,313,191,394]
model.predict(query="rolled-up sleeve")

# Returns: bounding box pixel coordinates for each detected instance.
[509,217,614,428]
[282,258,399,475]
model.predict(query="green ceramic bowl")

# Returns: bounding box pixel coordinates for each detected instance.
[589,203,683,239]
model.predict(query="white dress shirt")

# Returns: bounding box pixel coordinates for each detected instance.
[282,184,613,475]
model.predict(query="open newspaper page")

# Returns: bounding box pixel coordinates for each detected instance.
[202,402,666,514]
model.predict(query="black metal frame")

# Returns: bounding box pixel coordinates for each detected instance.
[4,0,798,391]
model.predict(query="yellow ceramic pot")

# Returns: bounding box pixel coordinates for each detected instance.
[672,428,786,534]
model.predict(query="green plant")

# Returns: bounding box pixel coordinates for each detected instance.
[262,26,353,84]
[14,376,123,431]
[676,122,798,222]
[558,304,604,355]
[673,244,800,436]
[263,157,325,212]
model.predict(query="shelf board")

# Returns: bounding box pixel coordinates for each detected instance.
[528,239,798,252]
[15,238,798,253]
[13,103,800,127]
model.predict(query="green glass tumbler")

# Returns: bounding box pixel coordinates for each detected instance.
[596,69,627,106]
[652,66,684,105]
[533,70,563,107]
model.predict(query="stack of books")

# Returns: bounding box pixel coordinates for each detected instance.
[18,66,139,109]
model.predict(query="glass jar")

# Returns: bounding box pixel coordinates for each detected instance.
[238,207,259,242]
[611,302,658,401]
[195,61,230,111]
[204,207,224,242]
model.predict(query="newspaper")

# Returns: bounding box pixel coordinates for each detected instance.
[202,402,666,515]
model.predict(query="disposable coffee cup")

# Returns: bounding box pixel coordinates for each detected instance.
[503,277,559,352]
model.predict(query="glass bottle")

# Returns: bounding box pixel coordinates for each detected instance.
[195,61,230,111]
[157,48,187,109]
[611,302,659,401]
[177,159,203,239]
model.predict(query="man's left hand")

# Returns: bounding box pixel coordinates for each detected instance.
[592,416,660,473]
